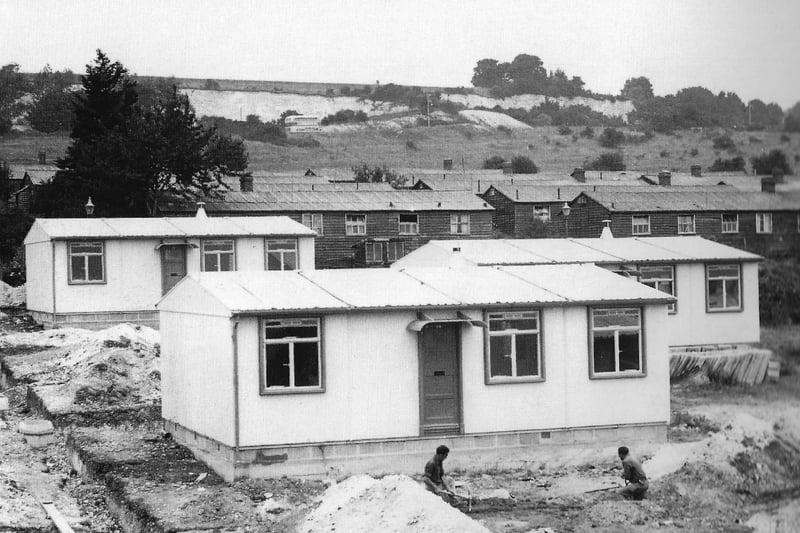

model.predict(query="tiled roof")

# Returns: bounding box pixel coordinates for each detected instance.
[582,189,800,211]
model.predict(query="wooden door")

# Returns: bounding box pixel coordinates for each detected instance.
[160,245,187,295]
[420,323,461,436]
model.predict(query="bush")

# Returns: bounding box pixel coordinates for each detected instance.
[780,133,791,143]
[511,155,538,174]
[759,260,800,325]
[660,150,670,158]
[351,163,407,188]
[497,125,512,135]
[557,125,573,135]
[712,135,736,151]
[585,152,625,171]
[748,135,763,144]
[200,115,287,145]
[483,155,505,169]
[598,128,626,148]
[320,109,368,126]
[709,156,746,172]
[750,149,792,175]
[405,140,418,151]
[690,148,699,156]
[579,126,595,138]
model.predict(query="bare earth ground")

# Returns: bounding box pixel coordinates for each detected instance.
[1,309,799,532]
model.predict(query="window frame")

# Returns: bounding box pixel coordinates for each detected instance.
[259,317,324,395]
[398,213,419,235]
[533,205,551,222]
[345,214,367,236]
[67,241,106,285]
[386,240,405,262]
[638,264,676,314]
[201,239,236,272]
[677,214,695,234]
[301,213,324,235]
[588,307,646,379]
[484,310,544,384]
[365,241,383,264]
[705,263,743,313]
[755,212,773,234]
[721,213,739,234]
[265,238,298,271]
[450,213,471,235]
[631,215,651,235]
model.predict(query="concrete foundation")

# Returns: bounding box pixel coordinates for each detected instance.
[164,419,668,482]
[30,310,159,330]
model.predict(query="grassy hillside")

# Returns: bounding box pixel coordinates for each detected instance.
[2,124,799,176]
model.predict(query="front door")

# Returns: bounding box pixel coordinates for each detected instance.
[160,245,187,295]
[420,323,462,436]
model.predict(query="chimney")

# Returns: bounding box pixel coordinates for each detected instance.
[240,175,254,192]
[196,202,208,218]
[690,164,702,177]
[600,219,614,239]
[443,158,453,171]
[502,162,512,174]
[571,167,586,183]
[772,168,785,184]
[658,170,672,187]
[761,177,776,193]
[38,151,46,164]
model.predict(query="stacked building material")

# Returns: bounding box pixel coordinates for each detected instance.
[670,347,774,386]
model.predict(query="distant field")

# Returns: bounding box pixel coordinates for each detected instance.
[2,125,799,177]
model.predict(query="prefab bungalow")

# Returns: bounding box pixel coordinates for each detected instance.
[392,236,762,350]
[23,214,316,329]
[158,265,674,480]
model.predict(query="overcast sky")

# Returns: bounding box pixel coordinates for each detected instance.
[2,0,798,108]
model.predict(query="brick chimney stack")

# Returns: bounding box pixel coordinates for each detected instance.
[772,168,785,184]
[658,170,672,186]
[240,175,254,192]
[690,164,702,177]
[761,177,776,193]
[443,158,453,171]
[38,151,46,164]
[502,162,512,174]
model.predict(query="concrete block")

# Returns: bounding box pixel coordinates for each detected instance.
[518,432,540,446]
[0,395,9,411]
[19,419,55,448]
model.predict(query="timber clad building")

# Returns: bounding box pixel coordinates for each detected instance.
[159,189,494,268]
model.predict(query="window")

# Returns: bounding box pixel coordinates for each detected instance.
[266,239,297,270]
[201,239,235,272]
[261,317,322,393]
[301,213,323,234]
[450,214,471,235]
[487,311,542,382]
[755,213,772,234]
[631,215,650,235]
[398,213,418,235]
[365,242,383,264]
[721,213,739,233]
[68,241,104,283]
[639,265,676,313]
[364,241,405,264]
[677,215,695,234]
[346,214,366,236]
[533,205,551,222]
[386,240,404,262]
[590,308,643,377]
[707,263,741,311]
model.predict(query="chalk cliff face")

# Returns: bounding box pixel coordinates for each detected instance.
[442,92,635,121]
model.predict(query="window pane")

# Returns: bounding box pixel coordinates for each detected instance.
[205,241,233,252]
[267,252,283,270]
[71,256,86,281]
[725,279,740,307]
[708,264,739,278]
[204,254,219,272]
[265,344,290,387]
[283,251,297,271]
[489,336,512,377]
[489,312,538,331]
[640,266,672,279]
[708,279,724,308]
[294,342,320,387]
[87,255,103,280]
[71,242,102,254]
[515,334,539,376]
[268,239,296,251]
[619,332,640,371]
[219,253,234,271]
[593,332,616,373]
[593,308,639,328]
[265,325,318,339]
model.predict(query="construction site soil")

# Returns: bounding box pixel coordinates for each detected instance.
[1,309,799,532]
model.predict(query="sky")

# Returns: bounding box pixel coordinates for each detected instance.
[2,0,799,108]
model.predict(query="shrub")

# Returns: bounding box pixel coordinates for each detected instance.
[598,128,626,148]
[405,140,418,151]
[511,155,538,174]
[690,148,699,157]
[557,125,573,135]
[660,150,670,158]
[483,155,505,169]
[748,135,763,144]
[497,125,512,135]
[352,163,407,188]
[780,133,791,143]
[579,126,595,138]
[585,151,625,171]
[709,156,746,172]
[712,135,736,150]
[750,149,792,175]
[321,109,368,126]
[759,260,800,325]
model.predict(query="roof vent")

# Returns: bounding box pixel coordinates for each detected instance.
[658,170,672,187]
[600,219,614,239]
[690,164,702,177]
[196,202,208,218]
[452,246,461,252]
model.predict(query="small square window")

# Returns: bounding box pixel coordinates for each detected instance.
[590,308,643,378]
[346,214,367,236]
[487,311,542,383]
[533,205,551,222]
[677,215,695,234]
[365,242,383,264]
[631,215,650,235]
[261,318,322,393]
[68,241,105,283]
[302,213,323,234]
[755,213,772,234]
[399,213,418,235]
[721,213,739,233]
[450,214,471,235]
[707,263,741,312]
[639,264,676,313]
[202,239,235,272]
[266,239,297,271]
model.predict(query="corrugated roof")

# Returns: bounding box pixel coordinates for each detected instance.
[418,235,761,265]
[29,216,316,240]
[583,189,800,211]
[161,189,494,213]
[164,264,673,314]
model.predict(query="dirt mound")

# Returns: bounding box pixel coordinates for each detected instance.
[301,474,489,533]
[0,281,25,307]
[459,110,532,130]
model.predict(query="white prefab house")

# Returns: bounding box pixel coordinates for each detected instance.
[23,215,316,329]
[392,236,762,349]
[158,265,674,480]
